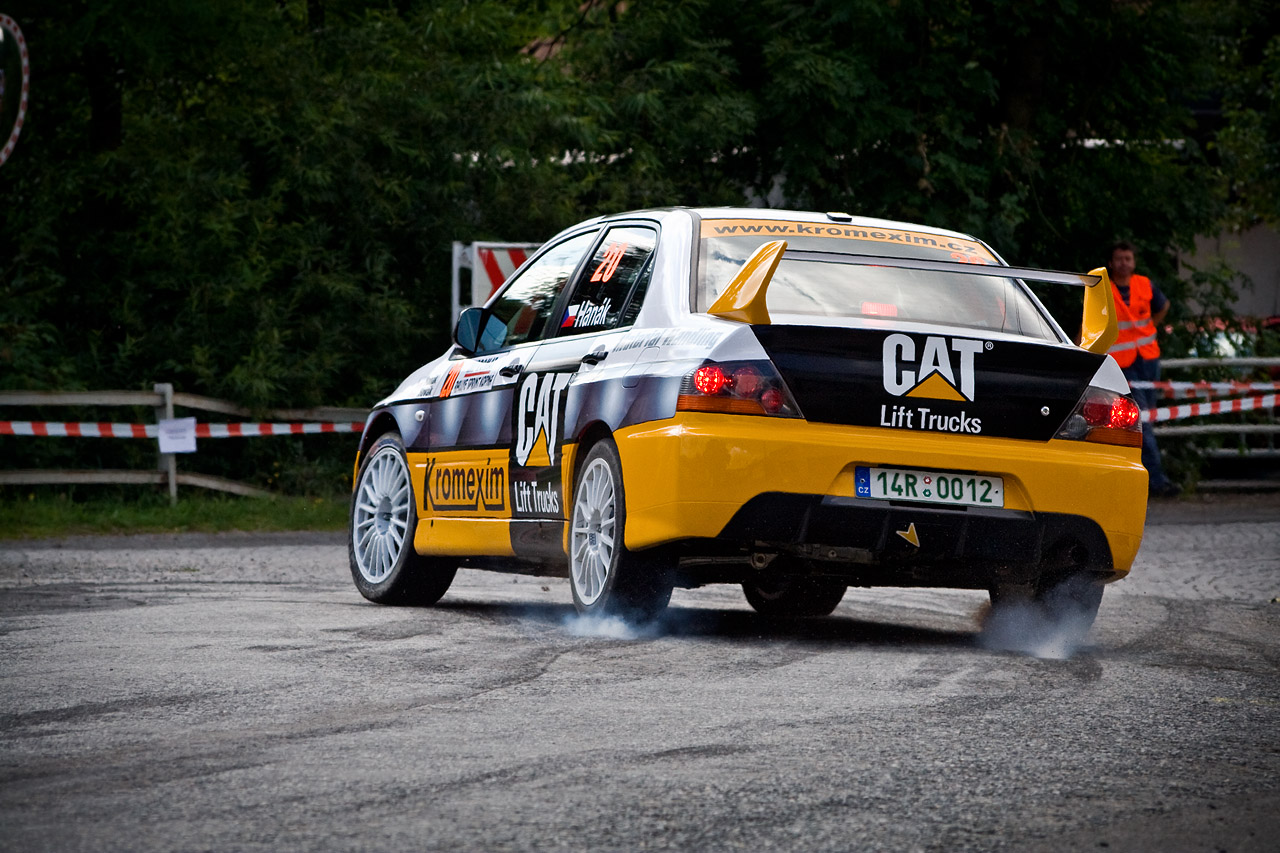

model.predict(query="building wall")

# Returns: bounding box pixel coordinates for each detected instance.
[1182,225,1280,320]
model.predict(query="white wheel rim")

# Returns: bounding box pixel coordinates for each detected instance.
[570,457,617,606]
[352,446,412,584]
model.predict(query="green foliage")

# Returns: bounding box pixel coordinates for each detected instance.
[1,0,587,409]
[1216,1,1280,227]
[0,489,348,538]
[554,0,1244,334]
[1,0,1276,495]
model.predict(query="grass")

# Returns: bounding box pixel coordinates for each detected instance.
[0,490,349,539]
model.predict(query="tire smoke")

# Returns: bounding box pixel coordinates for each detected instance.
[978,579,1101,659]
[560,612,659,640]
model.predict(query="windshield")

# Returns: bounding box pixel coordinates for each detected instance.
[697,221,1060,341]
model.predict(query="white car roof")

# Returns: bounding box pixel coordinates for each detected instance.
[549,207,994,261]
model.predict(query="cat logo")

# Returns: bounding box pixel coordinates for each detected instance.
[514,372,573,468]
[882,333,986,402]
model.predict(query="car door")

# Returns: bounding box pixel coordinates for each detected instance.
[510,223,661,557]
[412,229,599,556]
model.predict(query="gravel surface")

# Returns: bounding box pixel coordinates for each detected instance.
[1,493,1277,852]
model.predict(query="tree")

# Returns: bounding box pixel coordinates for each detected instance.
[1,0,591,408]
[1,0,1271,491]
[553,0,1236,330]
[1216,0,1280,229]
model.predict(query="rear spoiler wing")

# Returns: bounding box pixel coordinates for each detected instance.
[708,241,1118,355]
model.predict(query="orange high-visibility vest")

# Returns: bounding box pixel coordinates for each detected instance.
[1108,274,1160,367]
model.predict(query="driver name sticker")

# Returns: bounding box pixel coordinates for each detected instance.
[563,299,612,329]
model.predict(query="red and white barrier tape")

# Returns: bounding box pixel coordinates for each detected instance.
[1129,380,1280,398]
[0,15,31,168]
[1141,393,1278,424]
[0,421,362,438]
[7,395,1273,434]
[198,422,362,437]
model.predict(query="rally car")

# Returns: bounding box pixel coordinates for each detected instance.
[349,208,1147,626]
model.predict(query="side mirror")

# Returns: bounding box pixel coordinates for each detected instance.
[454,307,485,354]
[453,307,506,355]
[1079,266,1119,355]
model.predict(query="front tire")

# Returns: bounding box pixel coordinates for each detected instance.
[569,439,673,620]
[349,433,457,605]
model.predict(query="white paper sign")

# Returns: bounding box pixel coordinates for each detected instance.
[158,417,197,454]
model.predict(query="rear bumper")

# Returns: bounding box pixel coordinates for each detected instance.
[615,414,1147,580]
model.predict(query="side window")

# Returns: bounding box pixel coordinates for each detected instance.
[557,226,657,336]
[486,231,598,350]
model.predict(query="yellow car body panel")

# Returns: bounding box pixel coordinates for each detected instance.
[614,413,1147,577]
[395,416,1146,577]
[1080,266,1120,355]
[412,517,517,557]
[405,449,518,557]
[707,239,787,325]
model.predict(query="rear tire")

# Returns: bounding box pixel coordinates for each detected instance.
[989,573,1105,631]
[349,433,457,605]
[569,438,673,621]
[743,572,847,618]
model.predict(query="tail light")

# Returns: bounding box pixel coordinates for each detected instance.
[677,360,802,417]
[1055,387,1143,447]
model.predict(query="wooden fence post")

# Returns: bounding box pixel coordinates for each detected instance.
[154,382,177,505]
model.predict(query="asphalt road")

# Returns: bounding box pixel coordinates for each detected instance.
[1,494,1278,852]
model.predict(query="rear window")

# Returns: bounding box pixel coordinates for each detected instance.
[697,220,1059,341]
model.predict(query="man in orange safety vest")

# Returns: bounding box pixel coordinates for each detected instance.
[1107,241,1178,496]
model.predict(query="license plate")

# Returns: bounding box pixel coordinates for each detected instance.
[855,466,1004,508]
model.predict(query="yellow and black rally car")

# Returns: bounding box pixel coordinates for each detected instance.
[349,208,1147,626]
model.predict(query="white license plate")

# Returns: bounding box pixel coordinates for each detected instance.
[855,466,1004,508]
